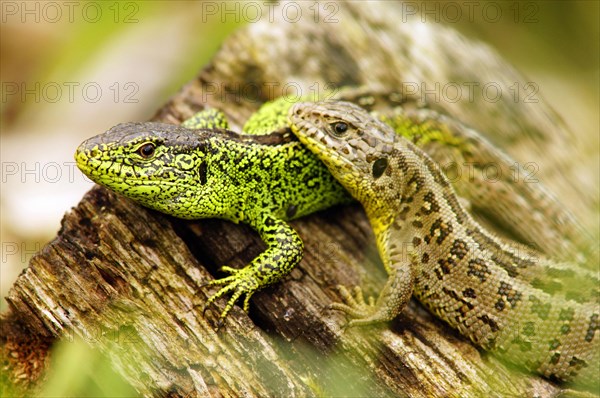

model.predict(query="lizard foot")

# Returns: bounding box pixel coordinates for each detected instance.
[328,285,387,328]
[201,266,260,329]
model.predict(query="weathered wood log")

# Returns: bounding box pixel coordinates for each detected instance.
[2,184,567,397]
[2,3,595,397]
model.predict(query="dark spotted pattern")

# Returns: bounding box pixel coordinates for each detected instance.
[438,258,456,275]
[568,357,587,369]
[425,218,453,245]
[421,191,440,215]
[585,314,599,342]
[467,259,491,282]
[491,256,519,278]
[288,100,599,387]
[450,239,469,260]
[479,314,500,332]
[372,157,388,178]
[497,282,522,308]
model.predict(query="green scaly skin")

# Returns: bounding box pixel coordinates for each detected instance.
[75,123,350,324]
[289,100,599,390]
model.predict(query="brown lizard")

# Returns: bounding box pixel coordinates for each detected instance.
[289,100,599,390]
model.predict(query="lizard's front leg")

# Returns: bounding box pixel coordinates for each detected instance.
[330,252,417,328]
[202,213,303,327]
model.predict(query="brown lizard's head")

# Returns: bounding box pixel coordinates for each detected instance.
[289,100,399,204]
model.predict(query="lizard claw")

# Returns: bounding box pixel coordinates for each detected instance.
[327,285,383,328]
[199,265,260,328]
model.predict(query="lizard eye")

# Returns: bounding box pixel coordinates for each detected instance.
[330,122,349,136]
[136,143,156,159]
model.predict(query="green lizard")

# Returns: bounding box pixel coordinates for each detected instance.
[76,122,349,324]
[288,100,599,388]
[76,89,592,328]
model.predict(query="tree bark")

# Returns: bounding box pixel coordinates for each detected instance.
[2,2,594,397]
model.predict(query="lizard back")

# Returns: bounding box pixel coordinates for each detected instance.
[289,101,599,389]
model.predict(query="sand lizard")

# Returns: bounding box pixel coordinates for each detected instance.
[289,100,599,389]
[76,90,591,329]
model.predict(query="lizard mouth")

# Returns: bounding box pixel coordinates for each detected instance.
[74,147,195,190]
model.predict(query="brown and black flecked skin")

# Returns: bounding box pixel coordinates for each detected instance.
[290,100,599,389]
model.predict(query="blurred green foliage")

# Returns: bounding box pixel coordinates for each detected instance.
[38,337,137,397]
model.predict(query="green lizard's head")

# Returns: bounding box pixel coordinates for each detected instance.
[75,122,214,219]
[289,101,397,203]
